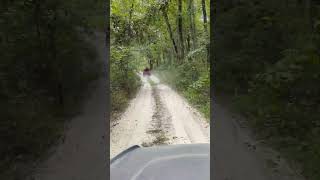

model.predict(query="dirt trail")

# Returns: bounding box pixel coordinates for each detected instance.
[212,102,305,180]
[110,74,210,158]
[110,75,154,157]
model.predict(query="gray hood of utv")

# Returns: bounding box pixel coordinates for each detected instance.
[110,144,210,180]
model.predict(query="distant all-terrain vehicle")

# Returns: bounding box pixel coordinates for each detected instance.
[143,67,151,76]
[111,144,210,180]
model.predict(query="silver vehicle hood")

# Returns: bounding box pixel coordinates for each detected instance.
[110,144,210,180]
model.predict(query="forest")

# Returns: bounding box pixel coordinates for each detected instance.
[215,0,320,179]
[111,0,210,119]
[0,0,104,179]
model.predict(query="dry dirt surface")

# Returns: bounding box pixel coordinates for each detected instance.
[110,74,210,158]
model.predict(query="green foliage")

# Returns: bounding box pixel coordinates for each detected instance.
[110,46,141,113]
[185,71,210,118]
[155,60,210,119]
[110,0,210,120]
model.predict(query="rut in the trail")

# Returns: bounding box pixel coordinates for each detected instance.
[142,80,174,147]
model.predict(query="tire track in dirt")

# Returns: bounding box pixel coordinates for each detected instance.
[151,75,210,144]
[141,80,174,147]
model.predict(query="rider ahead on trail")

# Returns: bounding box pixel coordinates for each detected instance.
[143,67,151,76]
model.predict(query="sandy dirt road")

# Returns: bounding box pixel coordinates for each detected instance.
[110,74,210,158]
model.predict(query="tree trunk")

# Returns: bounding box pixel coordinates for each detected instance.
[149,59,153,70]
[162,7,179,56]
[188,0,197,49]
[201,0,209,64]
[178,0,184,60]
[201,0,208,33]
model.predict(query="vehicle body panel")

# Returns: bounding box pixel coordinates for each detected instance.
[111,144,210,180]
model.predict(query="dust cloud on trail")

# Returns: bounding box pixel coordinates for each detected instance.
[110,74,210,158]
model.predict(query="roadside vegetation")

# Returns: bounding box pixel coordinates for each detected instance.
[110,46,141,116]
[111,0,210,120]
[215,1,320,179]
[155,64,209,119]
[0,0,104,179]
